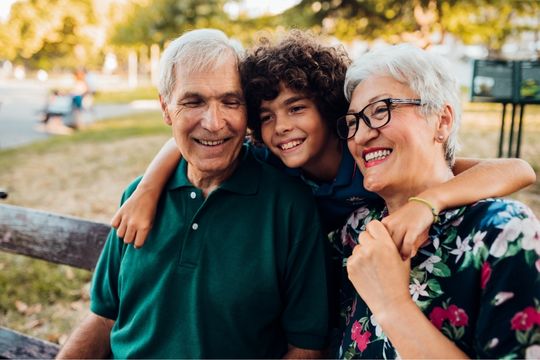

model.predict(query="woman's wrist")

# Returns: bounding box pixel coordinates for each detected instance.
[415,188,445,214]
[374,297,418,330]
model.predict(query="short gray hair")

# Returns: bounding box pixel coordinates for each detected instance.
[344,44,461,166]
[158,29,245,103]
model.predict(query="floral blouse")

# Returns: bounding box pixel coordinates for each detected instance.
[333,198,540,359]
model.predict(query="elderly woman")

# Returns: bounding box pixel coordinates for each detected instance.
[335,44,540,359]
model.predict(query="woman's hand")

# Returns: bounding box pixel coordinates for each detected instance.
[346,220,411,318]
[382,200,434,259]
[110,186,159,248]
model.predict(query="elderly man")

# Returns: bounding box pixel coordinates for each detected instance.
[56,29,328,359]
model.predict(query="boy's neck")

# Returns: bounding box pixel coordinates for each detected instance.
[301,136,343,183]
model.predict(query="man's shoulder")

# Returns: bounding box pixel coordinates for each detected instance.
[119,175,144,204]
[251,155,312,196]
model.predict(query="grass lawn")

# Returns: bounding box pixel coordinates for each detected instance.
[0,104,538,344]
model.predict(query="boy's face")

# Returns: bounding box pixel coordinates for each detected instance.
[259,84,334,172]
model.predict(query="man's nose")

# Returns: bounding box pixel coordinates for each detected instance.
[200,103,225,131]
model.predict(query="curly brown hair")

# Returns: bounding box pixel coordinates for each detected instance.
[240,30,351,141]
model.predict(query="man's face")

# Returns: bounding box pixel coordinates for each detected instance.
[161,55,247,180]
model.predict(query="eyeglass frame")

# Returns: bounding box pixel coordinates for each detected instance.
[336,98,422,140]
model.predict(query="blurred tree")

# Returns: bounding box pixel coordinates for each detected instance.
[0,0,99,70]
[112,0,236,47]
[279,0,539,54]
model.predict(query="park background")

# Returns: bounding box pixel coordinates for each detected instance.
[0,0,539,345]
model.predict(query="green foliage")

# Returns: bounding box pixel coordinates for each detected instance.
[111,0,235,46]
[279,0,540,51]
[0,0,99,70]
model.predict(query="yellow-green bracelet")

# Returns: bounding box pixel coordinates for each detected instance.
[408,196,440,224]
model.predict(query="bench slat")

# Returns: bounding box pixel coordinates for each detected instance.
[0,327,59,359]
[0,204,110,270]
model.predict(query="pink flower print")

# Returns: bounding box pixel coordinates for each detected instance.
[511,307,539,331]
[429,306,448,329]
[536,259,540,273]
[350,321,371,352]
[351,321,362,341]
[342,232,357,249]
[447,305,469,327]
[481,262,492,289]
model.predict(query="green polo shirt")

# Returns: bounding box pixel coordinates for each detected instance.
[90,146,329,358]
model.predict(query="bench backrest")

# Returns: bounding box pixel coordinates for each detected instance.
[0,204,110,358]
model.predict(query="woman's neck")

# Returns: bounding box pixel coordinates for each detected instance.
[383,165,454,215]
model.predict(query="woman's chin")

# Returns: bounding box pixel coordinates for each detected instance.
[363,179,385,195]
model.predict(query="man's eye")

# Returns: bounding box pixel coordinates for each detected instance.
[223,101,242,109]
[181,100,203,107]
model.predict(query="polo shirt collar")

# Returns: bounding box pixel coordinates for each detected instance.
[166,144,259,195]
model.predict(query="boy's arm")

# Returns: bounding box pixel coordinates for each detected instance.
[111,137,181,247]
[56,313,114,359]
[383,157,536,258]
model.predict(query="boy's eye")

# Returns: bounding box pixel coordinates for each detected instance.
[260,113,273,123]
[290,105,306,113]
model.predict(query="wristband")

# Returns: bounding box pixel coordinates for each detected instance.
[408,196,440,224]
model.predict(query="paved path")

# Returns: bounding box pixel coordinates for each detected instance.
[0,80,159,149]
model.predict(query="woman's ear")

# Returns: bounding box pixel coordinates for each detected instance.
[159,95,172,126]
[435,104,454,142]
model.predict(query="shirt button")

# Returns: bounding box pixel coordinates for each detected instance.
[192,223,199,230]
[190,191,196,199]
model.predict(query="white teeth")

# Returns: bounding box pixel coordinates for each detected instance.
[199,139,225,146]
[280,140,303,150]
[364,149,392,162]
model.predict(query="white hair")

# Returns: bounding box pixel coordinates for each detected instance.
[344,44,461,166]
[158,29,245,103]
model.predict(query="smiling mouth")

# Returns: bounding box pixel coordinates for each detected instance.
[195,139,227,146]
[279,139,304,151]
[363,149,393,163]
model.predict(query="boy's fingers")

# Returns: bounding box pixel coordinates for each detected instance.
[111,212,121,228]
[134,229,150,249]
[124,226,136,244]
[116,222,127,239]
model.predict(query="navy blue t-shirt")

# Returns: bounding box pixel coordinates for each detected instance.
[248,141,381,232]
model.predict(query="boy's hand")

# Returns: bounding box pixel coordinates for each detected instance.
[111,187,158,248]
[381,201,434,259]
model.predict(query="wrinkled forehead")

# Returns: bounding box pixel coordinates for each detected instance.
[174,55,243,95]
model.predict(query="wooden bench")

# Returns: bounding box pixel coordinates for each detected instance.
[0,204,110,359]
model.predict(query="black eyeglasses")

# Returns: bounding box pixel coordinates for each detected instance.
[336,98,422,140]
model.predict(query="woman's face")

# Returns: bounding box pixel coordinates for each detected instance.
[347,75,442,196]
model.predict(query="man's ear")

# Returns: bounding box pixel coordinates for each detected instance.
[159,95,172,126]
[436,104,454,141]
